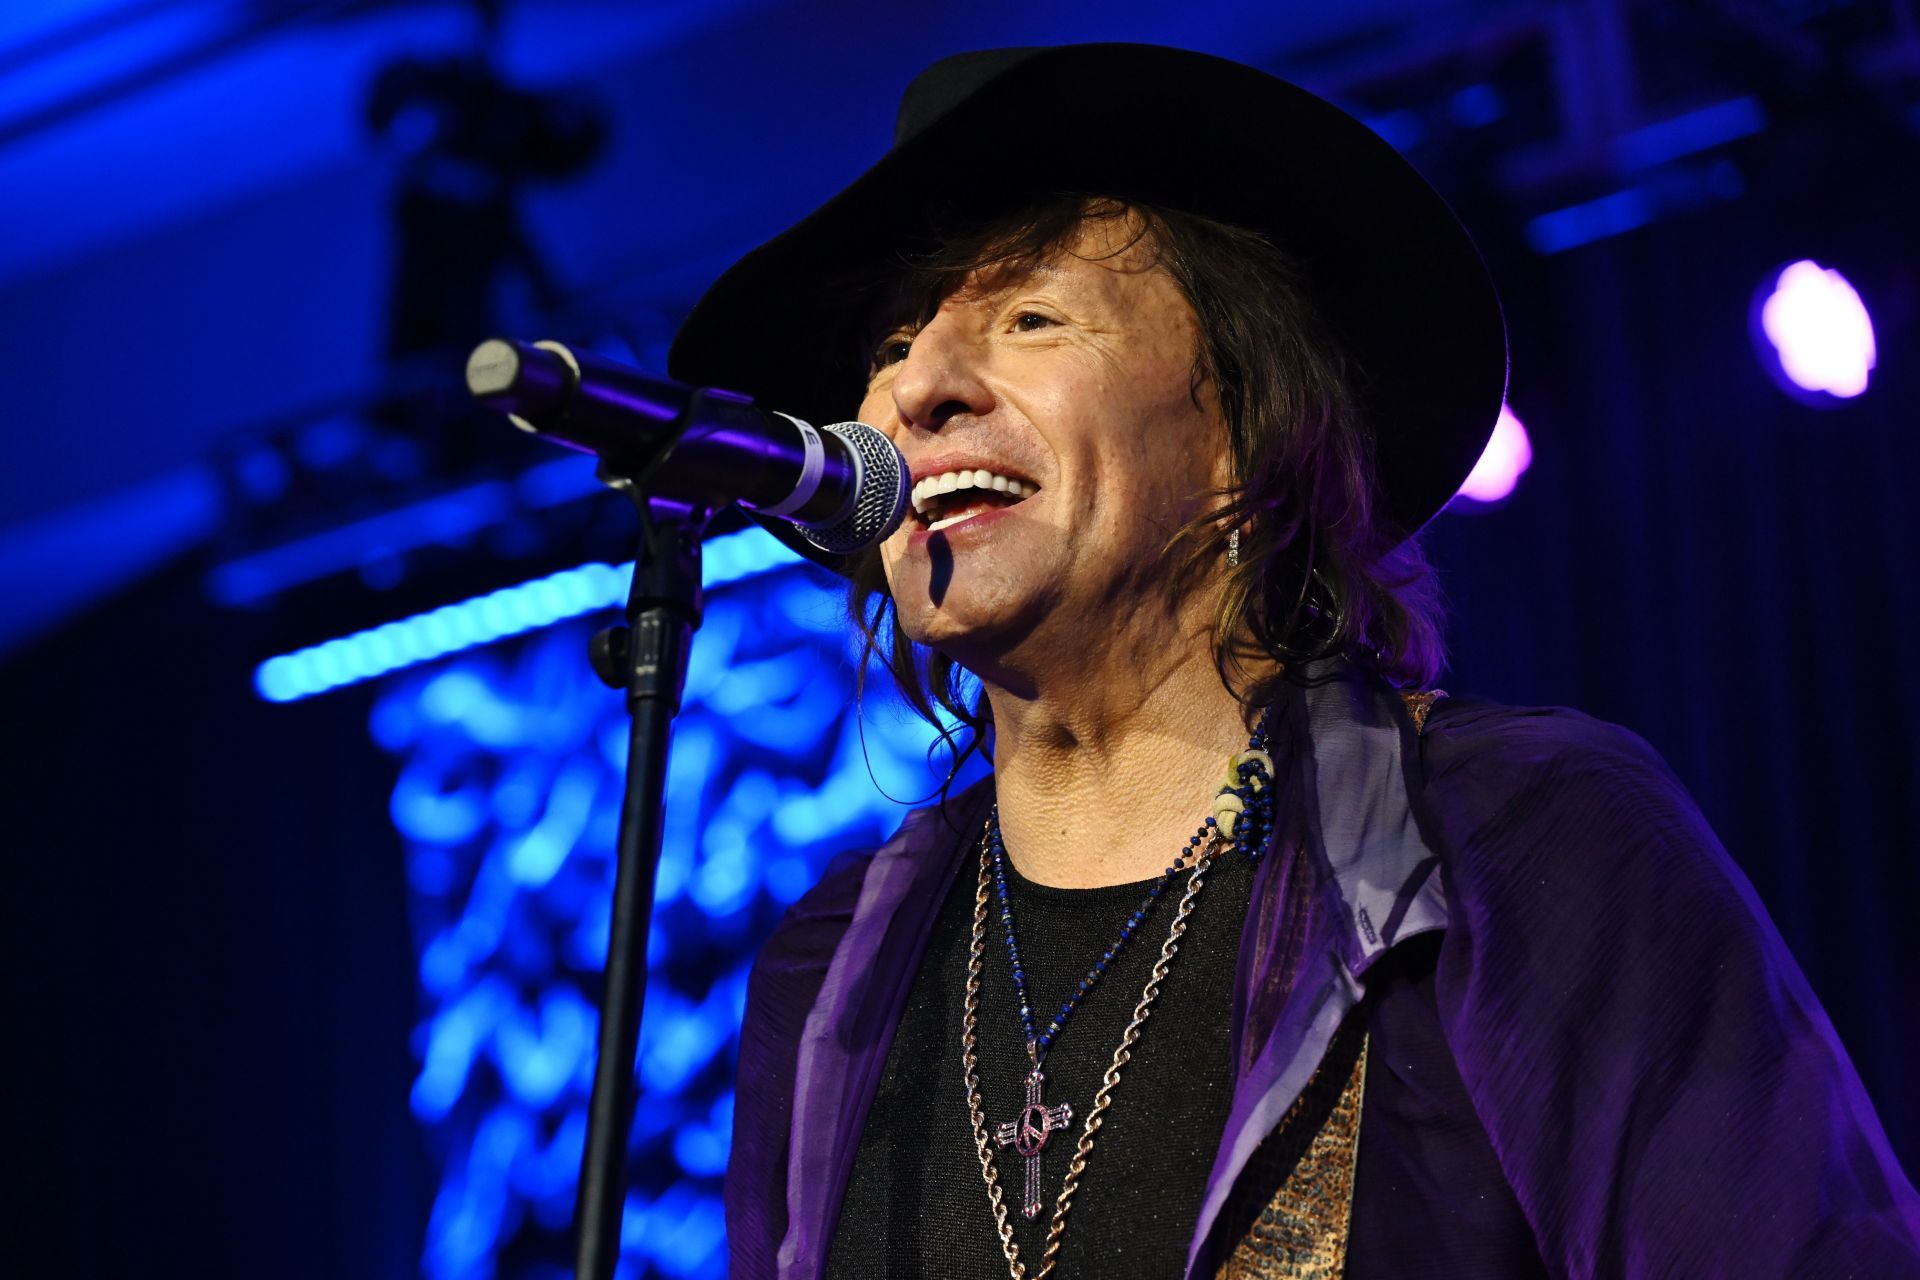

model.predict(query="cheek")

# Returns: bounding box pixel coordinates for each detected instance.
[855,383,891,428]
[1094,386,1220,515]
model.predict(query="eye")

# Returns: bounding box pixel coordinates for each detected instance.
[870,334,913,372]
[1012,311,1055,332]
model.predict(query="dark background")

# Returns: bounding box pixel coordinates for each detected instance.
[4,2,1915,1276]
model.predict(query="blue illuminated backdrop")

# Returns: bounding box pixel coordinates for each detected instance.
[371,539,963,1279]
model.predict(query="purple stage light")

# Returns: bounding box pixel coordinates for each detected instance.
[1755,260,1877,402]
[1455,405,1533,505]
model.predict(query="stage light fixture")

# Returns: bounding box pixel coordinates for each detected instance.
[1454,405,1534,505]
[1754,260,1876,403]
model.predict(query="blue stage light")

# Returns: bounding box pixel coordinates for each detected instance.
[1616,96,1764,170]
[212,481,519,608]
[1448,83,1505,128]
[254,525,805,702]
[496,988,593,1108]
[673,1121,730,1179]
[1526,186,1656,254]
[1524,99,1760,258]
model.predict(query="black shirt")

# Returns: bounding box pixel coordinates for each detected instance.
[825,823,1255,1278]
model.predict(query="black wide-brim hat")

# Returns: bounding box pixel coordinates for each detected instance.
[669,43,1508,573]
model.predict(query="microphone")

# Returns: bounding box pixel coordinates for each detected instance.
[464,338,908,555]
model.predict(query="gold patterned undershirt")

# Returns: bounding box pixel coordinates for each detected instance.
[1215,1026,1369,1279]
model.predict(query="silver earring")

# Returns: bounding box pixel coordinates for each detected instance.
[1227,528,1240,568]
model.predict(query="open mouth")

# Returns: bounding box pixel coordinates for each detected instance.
[908,468,1040,532]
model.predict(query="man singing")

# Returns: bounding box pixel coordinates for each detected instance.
[667,44,1920,1279]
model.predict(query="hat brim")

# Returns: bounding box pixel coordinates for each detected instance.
[669,43,1508,576]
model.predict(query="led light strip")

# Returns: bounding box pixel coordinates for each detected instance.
[254,526,802,703]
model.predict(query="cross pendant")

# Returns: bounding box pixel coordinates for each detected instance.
[993,1066,1075,1219]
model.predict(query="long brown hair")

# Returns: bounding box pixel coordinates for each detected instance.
[850,195,1447,762]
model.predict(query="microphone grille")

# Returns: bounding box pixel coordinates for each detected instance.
[800,422,909,555]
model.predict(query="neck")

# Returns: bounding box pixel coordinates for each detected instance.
[981,627,1261,889]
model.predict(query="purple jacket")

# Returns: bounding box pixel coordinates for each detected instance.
[728,670,1920,1277]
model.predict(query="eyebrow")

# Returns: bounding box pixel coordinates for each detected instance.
[867,256,1076,342]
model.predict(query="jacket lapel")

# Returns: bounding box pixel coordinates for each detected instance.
[1188,669,1449,1276]
[777,789,984,1278]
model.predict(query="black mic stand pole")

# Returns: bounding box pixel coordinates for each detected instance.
[573,460,707,1280]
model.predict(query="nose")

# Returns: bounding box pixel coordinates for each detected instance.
[888,309,992,435]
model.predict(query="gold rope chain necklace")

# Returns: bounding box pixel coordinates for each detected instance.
[960,824,1221,1280]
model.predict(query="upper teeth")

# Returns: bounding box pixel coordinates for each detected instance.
[910,468,1033,516]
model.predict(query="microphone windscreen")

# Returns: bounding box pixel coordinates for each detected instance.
[796,422,908,555]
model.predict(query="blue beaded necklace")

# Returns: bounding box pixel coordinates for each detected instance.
[968,707,1278,1233]
[990,709,1277,1065]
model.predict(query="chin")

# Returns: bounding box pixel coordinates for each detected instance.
[891,592,1011,655]
[885,558,1054,666]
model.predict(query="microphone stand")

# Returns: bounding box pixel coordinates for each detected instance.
[573,455,707,1280]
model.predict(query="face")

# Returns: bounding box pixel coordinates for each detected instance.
[860,215,1230,674]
